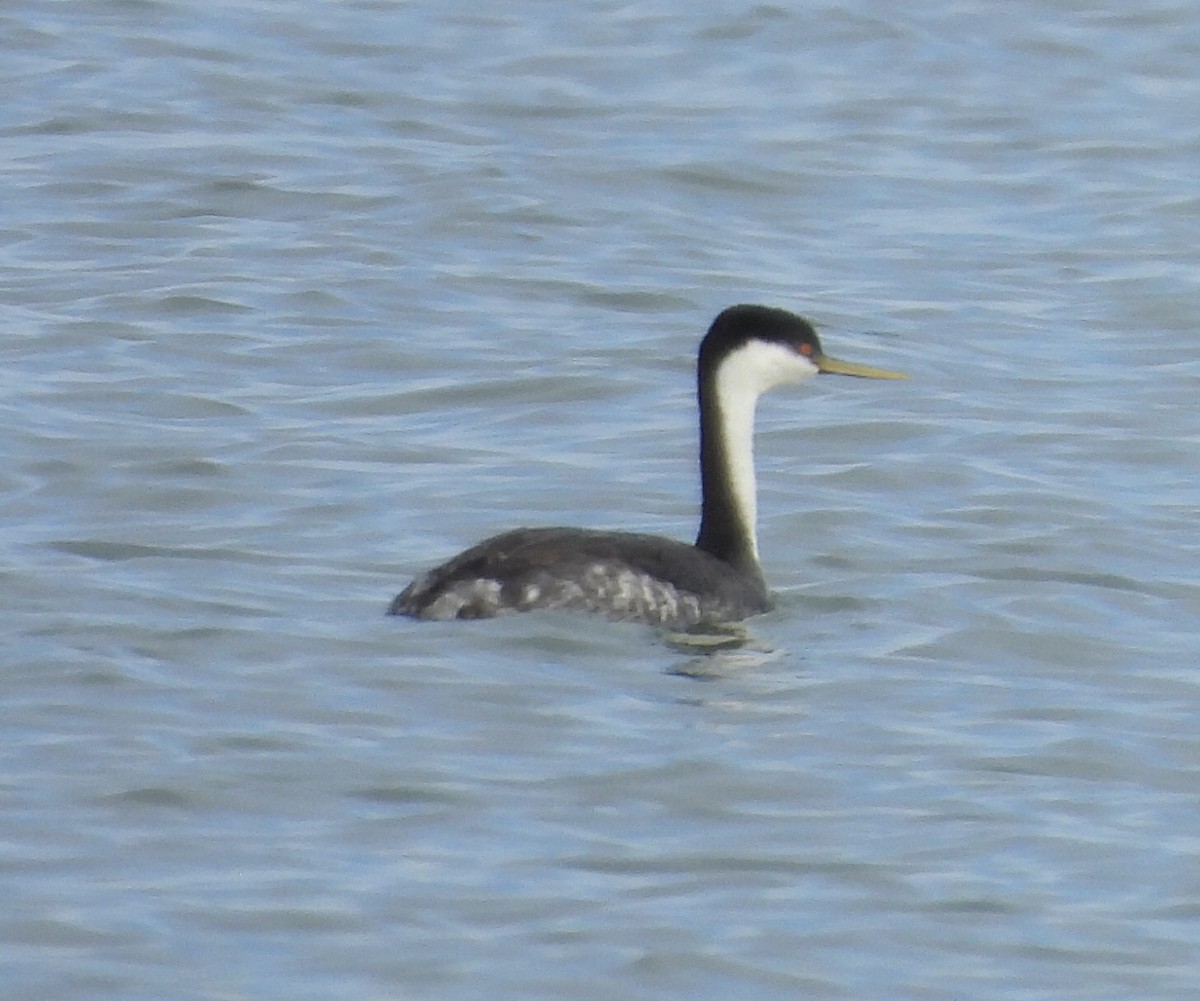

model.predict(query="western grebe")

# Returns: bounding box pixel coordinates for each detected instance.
[390,304,906,626]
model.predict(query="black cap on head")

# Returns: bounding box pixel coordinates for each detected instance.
[700,304,822,367]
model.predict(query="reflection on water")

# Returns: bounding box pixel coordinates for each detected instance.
[664,621,784,679]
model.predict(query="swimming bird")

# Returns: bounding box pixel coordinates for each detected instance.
[390,304,905,626]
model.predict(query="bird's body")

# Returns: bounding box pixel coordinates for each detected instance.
[393,526,769,625]
[390,305,905,627]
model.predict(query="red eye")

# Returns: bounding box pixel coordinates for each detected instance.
[798,343,814,357]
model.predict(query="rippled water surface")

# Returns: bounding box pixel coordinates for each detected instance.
[4,2,1200,999]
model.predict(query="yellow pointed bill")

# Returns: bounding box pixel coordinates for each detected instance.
[815,353,908,380]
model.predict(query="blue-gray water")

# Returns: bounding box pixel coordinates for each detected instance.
[4,2,1200,999]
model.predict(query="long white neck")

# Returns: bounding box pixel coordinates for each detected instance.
[713,359,764,560]
[696,340,819,571]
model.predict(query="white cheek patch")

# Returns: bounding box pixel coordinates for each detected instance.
[718,340,820,398]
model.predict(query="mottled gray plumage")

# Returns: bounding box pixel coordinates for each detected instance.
[391,526,770,626]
